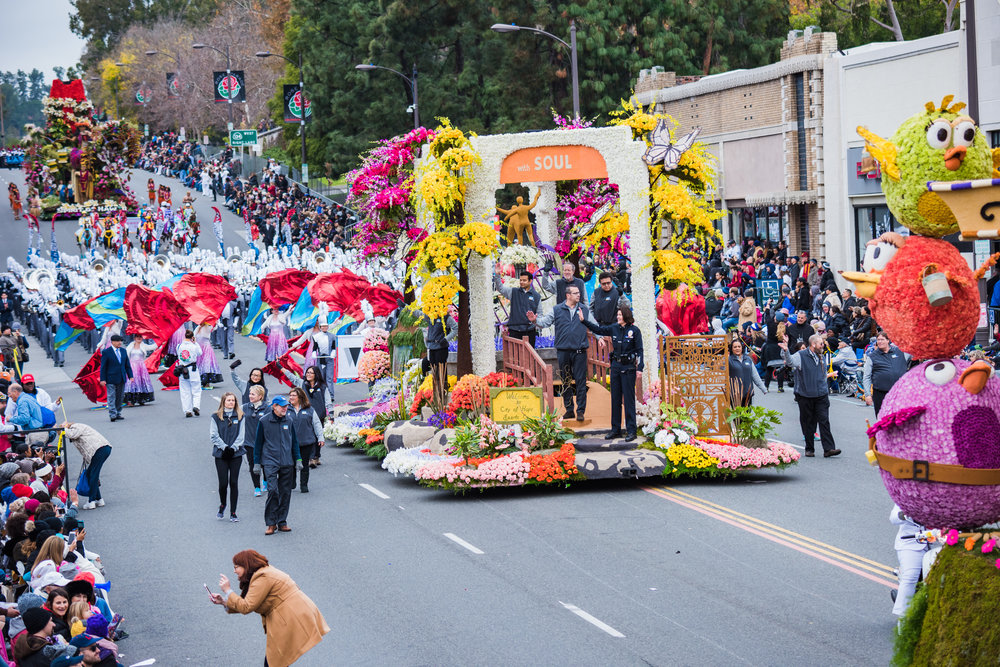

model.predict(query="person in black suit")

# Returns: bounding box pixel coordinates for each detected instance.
[100,334,133,422]
[581,304,644,441]
[0,293,14,329]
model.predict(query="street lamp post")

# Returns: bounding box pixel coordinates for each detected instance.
[355,63,420,130]
[192,42,234,130]
[491,19,579,119]
[113,62,128,120]
[256,50,309,192]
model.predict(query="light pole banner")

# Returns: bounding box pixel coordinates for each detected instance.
[213,71,245,103]
[135,85,152,105]
[282,84,313,123]
[166,72,180,96]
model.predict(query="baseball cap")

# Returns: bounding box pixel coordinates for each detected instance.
[271,395,289,407]
[69,634,101,649]
[21,374,34,384]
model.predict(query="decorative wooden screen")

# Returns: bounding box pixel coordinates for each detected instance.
[659,335,730,437]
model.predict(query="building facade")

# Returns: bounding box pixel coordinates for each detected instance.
[634,28,837,257]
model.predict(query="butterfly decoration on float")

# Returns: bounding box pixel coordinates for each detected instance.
[643,120,702,170]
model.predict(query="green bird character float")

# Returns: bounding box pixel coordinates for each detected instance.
[857,95,1000,238]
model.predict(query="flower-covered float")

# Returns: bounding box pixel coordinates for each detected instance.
[853,98,1000,661]
[324,366,799,492]
[21,80,140,221]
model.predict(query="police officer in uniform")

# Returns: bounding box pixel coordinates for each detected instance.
[590,272,622,327]
[862,331,910,416]
[495,270,541,347]
[582,304,643,440]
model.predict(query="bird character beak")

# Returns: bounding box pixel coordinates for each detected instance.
[959,360,993,395]
[944,145,967,171]
[839,270,881,300]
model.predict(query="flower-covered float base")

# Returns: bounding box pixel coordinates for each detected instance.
[324,369,799,492]
[49,199,136,220]
[894,541,1000,665]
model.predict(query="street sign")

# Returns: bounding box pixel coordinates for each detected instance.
[229,129,258,147]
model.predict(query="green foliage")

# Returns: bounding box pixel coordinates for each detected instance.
[907,546,1000,664]
[522,412,574,450]
[792,0,956,50]
[285,0,789,174]
[262,145,294,166]
[891,583,927,667]
[0,71,46,143]
[387,308,427,360]
[70,0,223,67]
[726,405,782,444]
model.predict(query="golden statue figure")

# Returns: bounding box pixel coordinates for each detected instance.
[497,189,541,246]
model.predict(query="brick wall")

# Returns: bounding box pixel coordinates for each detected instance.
[654,79,783,135]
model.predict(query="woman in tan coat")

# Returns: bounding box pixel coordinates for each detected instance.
[211,549,329,666]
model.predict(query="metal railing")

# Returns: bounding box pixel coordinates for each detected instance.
[502,335,554,412]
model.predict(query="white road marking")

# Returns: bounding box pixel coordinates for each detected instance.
[358,483,389,499]
[559,601,625,638]
[443,532,484,555]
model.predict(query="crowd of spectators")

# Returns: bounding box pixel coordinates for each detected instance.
[0,387,125,665]
[136,134,358,253]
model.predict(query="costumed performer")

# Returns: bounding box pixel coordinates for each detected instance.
[195,322,223,388]
[122,333,155,406]
[263,309,289,362]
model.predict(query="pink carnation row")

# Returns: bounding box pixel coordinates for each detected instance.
[415,452,530,486]
[699,442,801,470]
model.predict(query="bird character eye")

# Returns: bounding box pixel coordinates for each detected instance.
[924,360,957,385]
[951,119,977,148]
[862,241,897,273]
[926,120,952,149]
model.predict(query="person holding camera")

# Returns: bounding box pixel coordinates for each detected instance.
[580,304,643,440]
[211,392,245,522]
[176,329,203,418]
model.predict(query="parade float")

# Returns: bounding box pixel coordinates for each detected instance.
[21,79,140,221]
[329,105,800,492]
[850,97,1000,662]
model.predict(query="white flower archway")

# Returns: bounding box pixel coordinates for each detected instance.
[461,125,657,386]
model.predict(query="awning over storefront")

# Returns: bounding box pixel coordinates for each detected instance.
[745,190,818,207]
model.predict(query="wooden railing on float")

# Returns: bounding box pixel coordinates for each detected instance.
[501,335,555,412]
[587,332,643,398]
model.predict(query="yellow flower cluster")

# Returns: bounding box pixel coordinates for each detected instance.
[652,181,723,237]
[413,232,462,274]
[608,98,660,138]
[666,443,719,470]
[457,221,499,258]
[649,249,705,291]
[579,210,630,254]
[420,275,463,321]
[416,119,481,225]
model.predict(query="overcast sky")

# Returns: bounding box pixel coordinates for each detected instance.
[0,0,87,78]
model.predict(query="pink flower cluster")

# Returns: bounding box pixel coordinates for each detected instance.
[554,179,623,260]
[357,350,390,382]
[699,441,801,470]
[415,452,530,487]
[552,111,595,130]
[346,126,436,259]
[362,328,390,353]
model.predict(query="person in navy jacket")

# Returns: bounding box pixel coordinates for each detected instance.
[99,334,133,422]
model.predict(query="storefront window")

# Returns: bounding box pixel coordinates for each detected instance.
[729,206,786,245]
[854,205,902,269]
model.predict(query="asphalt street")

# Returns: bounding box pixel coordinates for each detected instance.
[0,164,900,665]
